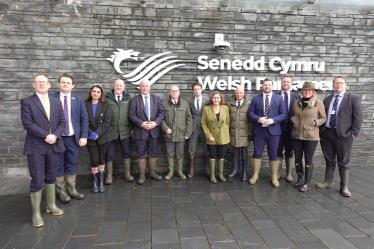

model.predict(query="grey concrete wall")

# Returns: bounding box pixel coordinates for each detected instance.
[0,0,373,176]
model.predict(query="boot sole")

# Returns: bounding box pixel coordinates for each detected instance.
[32,222,44,228]
[46,209,63,216]
[164,175,173,180]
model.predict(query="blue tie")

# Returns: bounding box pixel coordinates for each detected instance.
[145,96,149,120]
[284,92,289,124]
[329,95,340,128]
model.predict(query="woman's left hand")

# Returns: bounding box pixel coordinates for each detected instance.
[209,136,215,142]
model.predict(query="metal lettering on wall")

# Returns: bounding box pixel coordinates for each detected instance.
[108,49,332,91]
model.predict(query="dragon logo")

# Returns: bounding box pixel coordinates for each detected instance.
[107,49,185,86]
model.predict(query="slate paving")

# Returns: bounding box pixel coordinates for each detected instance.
[1,165,374,248]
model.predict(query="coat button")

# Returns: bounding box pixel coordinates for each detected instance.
[101,121,103,123]
[101,114,103,116]
[211,121,213,122]
[219,127,221,129]
[214,128,215,129]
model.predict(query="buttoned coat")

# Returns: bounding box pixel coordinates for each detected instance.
[187,96,209,133]
[228,94,253,147]
[248,93,287,136]
[21,93,66,154]
[85,100,116,146]
[319,92,363,138]
[160,98,193,142]
[201,105,230,145]
[50,92,88,145]
[128,94,165,140]
[291,98,327,141]
[105,90,132,140]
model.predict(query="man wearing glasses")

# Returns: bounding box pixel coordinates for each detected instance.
[317,76,363,197]
[21,73,65,227]
[160,85,192,180]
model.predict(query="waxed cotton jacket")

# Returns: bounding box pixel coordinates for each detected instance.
[105,90,132,140]
[201,105,230,145]
[291,98,326,141]
[228,94,253,147]
[160,97,193,142]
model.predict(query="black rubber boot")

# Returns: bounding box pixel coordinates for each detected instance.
[91,167,99,193]
[98,165,105,193]
[292,162,304,187]
[241,158,248,182]
[228,157,240,178]
[300,165,313,192]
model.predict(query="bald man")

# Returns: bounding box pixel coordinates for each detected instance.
[227,87,253,181]
[105,79,133,184]
[128,79,164,184]
[160,86,192,180]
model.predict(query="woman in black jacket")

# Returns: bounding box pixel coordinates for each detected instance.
[85,84,116,193]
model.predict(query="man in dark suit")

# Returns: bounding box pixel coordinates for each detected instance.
[248,78,287,187]
[316,76,363,197]
[21,73,65,228]
[187,82,210,178]
[50,73,88,203]
[128,79,165,185]
[275,76,301,183]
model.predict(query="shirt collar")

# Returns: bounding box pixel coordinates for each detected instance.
[334,91,345,97]
[36,92,48,99]
[171,98,178,104]
[264,92,272,97]
[114,92,122,99]
[281,90,290,95]
[60,92,71,98]
[195,95,202,100]
[141,94,150,99]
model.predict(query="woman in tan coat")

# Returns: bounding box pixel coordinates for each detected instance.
[201,91,230,184]
[290,82,326,192]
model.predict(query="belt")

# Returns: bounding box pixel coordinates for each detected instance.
[325,127,336,131]
[262,127,269,130]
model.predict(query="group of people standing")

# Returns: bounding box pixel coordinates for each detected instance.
[21,73,362,228]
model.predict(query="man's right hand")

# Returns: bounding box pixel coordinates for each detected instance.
[166,129,172,134]
[258,117,267,124]
[141,121,149,130]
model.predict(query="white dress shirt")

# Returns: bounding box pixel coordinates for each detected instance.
[36,92,50,119]
[195,96,202,112]
[114,92,122,104]
[60,92,75,136]
[171,98,178,105]
[262,92,273,127]
[236,99,242,107]
[142,94,151,121]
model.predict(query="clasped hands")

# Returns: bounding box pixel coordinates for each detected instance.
[45,134,58,144]
[166,128,189,139]
[141,121,157,130]
[258,117,274,126]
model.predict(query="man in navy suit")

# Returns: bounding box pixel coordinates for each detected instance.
[275,76,301,183]
[129,79,165,185]
[21,73,65,228]
[248,78,287,187]
[50,73,88,203]
[316,76,363,197]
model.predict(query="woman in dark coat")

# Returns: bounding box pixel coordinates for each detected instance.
[85,84,116,193]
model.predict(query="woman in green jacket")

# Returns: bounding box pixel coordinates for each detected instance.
[201,91,230,183]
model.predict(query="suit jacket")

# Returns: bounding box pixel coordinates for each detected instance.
[320,92,363,138]
[21,93,65,154]
[128,94,165,140]
[50,92,89,145]
[275,91,301,131]
[187,96,209,133]
[85,100,116,146]
[248,93,287,136]
[201,105,230,145]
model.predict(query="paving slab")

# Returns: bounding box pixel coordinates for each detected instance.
[311,228,356,249]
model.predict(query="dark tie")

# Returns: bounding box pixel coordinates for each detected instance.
[197,99,200,112]
[145,96,149,120]
[64,95,69,135]
[237,101,241,107]
[117,96,121,105]
[264,95,269,118]
[284,92,289,124]
[329,95,340,128]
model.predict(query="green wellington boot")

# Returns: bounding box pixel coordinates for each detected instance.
[148,157,162,181]
[65,174,84,200]
[249,158,261,185]
[137,158,147,185]
[104,161,113,185]
[269,160,280,188]
[176,159,186,180]
[55,176,71,203]
[217,158,226,182]
[285,158,294,182]
[123,158,134,182]
[45,184,64,216]
[277,157,283,180]
[30,190,44,227]
[209,158,217,184]
[165,158,174,180]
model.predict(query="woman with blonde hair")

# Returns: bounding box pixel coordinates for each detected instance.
[290,82,326,192]
[201,91,230,183]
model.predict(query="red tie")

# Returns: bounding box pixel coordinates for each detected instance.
[174,101,177,105]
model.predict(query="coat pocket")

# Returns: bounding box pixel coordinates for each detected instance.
[178,126,186,139]
[303,126,316,138]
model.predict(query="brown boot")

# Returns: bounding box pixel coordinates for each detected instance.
[65,174,84,200]
[55,176,71,203]
[187,156,195,179]
[104,161,113,185]
[249,158,261,185]
[123,158,134,182]
[269,160,280,188]
[277,157,283,180]
[137,158,146,185]
[285,158,294,182]
[203,155,210,177]
[147,157,162,181]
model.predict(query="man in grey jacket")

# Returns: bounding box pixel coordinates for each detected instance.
[187,82,210,178]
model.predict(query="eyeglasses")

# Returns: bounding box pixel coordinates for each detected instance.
[333,82,346,85]
[170,90,179,93]
[33,81,49,84]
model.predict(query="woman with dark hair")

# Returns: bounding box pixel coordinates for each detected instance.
[85,84,116,193]
[201,91,230,183]
[291,82,326,192]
